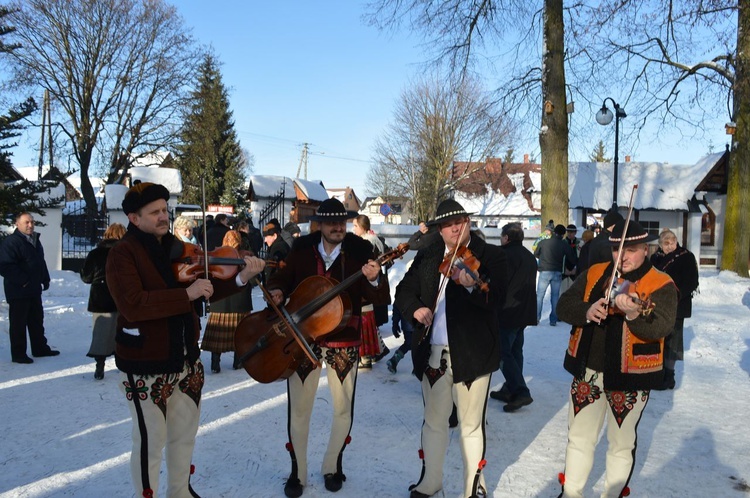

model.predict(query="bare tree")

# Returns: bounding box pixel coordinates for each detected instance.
[365,0,571,227]
[570,1,747,274]
[369,75,511,223]
[6,0,200,214]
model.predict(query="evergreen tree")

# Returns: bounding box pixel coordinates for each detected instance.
[588,140,611,163]
[0,6,55,227]
[176,53,246,209]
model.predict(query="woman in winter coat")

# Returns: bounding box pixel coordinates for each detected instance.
[650,229,699,389]
[79,222,126,379]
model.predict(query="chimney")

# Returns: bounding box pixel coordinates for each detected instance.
[625,155,631,162]
[523,154,529,164]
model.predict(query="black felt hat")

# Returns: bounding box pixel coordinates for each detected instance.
[307,198,358,222]
[609,219,659,246]
[603,209,624,230]
[122,182,170,215]
[426,199,473,226]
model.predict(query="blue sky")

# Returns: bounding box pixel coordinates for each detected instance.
[12,1,730,199]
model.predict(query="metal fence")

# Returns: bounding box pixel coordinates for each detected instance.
[61,205,109,272]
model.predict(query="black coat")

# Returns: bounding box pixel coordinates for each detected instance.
[586,231,613,269]
[80,238,119,312]
[498,240,537,328]
[0,229,50,300]
[650,245,699,319]
[395,232,507,383]
[206,223,230,251]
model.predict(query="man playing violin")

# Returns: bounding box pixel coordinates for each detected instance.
[265,198,390,498]
[555,219,678,498]
[395,199,508,498]
[106,182,265,498]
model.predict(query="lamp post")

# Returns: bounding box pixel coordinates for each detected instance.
[595,98,627,206]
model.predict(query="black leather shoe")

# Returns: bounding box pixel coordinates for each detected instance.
[503,395,533,412]
[284,477,303,498]
[373,346,390,362]
[33,349,59,357]
[324,472,345,492]
[12,356,34,364]
[489,388,512,403]
[211,353,221,373]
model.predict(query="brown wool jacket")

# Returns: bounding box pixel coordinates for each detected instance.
[106,230,243,375]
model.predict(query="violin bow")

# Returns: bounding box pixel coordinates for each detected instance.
[418,216,469,345]
[201,176,211,313]
[604,184,639,311]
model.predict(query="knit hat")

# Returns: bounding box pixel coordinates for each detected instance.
[566,224,577,232]
[609,219,658,246]
[122,182,170,215]
[426,199,473,226]
[307,198,358,222]
[554,224,567,236]
[603,209,624,230]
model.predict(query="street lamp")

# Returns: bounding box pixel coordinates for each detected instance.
[595,98,627,206]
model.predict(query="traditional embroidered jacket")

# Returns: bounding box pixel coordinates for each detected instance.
[557,260,678,390]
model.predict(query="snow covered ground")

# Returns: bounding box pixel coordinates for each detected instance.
[1,261,749,498]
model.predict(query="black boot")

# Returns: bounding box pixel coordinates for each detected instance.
[211,353,221,373]
[94,357,105,380]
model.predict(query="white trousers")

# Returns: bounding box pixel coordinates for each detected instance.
[413,345,491,498]
[120,360,203,498]
[286,347,358,486]
[562,368,649,498]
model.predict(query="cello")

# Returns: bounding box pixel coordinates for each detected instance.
[235,244,409,383]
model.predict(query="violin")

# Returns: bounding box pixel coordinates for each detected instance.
[438,245,490,293]
[171,242,249,282]
[607,276,655,317]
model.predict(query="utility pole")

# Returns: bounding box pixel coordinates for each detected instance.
[296,143,309,179]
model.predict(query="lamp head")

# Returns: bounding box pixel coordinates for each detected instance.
[596,105,614,125]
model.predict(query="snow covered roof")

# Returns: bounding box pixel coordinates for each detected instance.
[131,151,172,168]
[129,166,182,194]
[569,152,723,211]
[294,178,328,201]
[249,175,297,199]
[105,184,129,212]
[15,165,51,181]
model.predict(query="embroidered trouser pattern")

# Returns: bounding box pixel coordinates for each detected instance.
[120,360,204,498]
[286,346,358,486]
[562,368,649,498]
[413,345,491,498]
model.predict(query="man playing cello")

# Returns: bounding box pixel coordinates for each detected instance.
[266,198,390,497]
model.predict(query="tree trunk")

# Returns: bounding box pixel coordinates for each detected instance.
[721,2,750,276]
[539,0,569,228]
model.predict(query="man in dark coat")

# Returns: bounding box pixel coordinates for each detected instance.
[266,198,390,498]
[0,212,58,363]
[534,224,577,326]
[106,182,264,498]
[555,219,677,498]
[262,222,290,281]
[395,199,507,498]
[584,208,624,270]
[490,222,537,412]
[205,213,230,250]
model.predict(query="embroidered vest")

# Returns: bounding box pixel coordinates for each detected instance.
[567,262,673,379]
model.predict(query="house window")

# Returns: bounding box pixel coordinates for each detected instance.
[370,205,379,214]
[701,206,716,246]
[639,220,660,238]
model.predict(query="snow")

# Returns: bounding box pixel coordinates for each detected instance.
[129,167,183,194]
[294,179,329,202]
[1,262,750,497]
[249,175,297,199]
[568,153,723,211]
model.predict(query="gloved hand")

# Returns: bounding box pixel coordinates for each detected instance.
[392,324,401,339]
[42,282,50,291]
